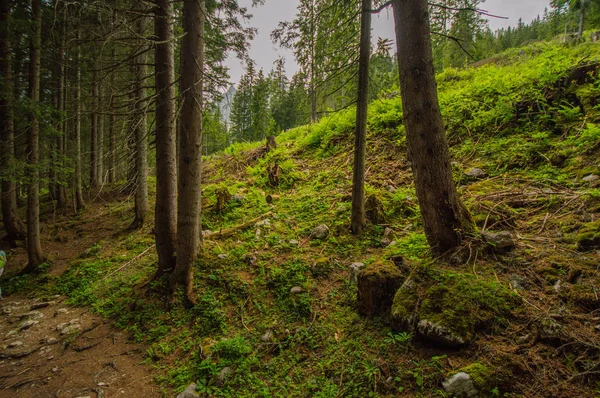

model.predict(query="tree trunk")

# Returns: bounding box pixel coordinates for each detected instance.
[0,0,26,240]
[392,0,473,256]
[54,1,67,208]
[154,0,177,276]
[74,28,84,211]
[23,0,45,272]
[128,6,148,230]
[170,0,205,305]
[350,0,371,235]
[90,68,98,188]
[578,0,585,38]
[108,47,116,184]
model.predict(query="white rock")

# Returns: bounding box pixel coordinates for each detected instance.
[20,320,39,330]
[442,372,479,398]
[54,308,69,316]
[60,324,81,335]
[290,286,303,294]
[8,341,24,349]
[582,174,600,183]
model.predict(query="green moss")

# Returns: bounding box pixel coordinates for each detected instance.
[362,260,402,280]
[576,220,600,250]
[457,363,491,391]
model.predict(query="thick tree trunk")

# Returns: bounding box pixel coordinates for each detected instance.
[23,0,45,272]
[74,29,84,211]
[0,0,26,240]
[350,0,371,235]
[90,68,99,188]
[54,2,67,208]
[154,0,177,276]
[170,0,205,305]
[108,48,116,184]
[128,8,148,230]
[392,0,473,256]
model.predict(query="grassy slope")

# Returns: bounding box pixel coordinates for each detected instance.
[6,39,600,397]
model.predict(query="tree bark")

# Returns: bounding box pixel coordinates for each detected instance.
[392,0,473,256]
[108,47,116,184]
[170,0,205,305]
[154,0,177,276]
[74,28,84,211]
[0,0,26,240]
[90,68,99,188]
[128,6,148,230]
[23,0,45,272]
[351,0,371,235]
[578,0,585,38]
[54,0,67,208]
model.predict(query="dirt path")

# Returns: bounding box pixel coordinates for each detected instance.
[0,295,162,397]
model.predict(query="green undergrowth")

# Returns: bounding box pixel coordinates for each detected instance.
[5,38,600,397]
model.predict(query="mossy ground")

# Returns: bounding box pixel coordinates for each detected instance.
[3,38,600,397]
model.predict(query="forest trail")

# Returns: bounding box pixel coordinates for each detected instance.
[0,295,161,398]
[0,196,163,398]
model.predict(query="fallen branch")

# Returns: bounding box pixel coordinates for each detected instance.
[103,245,155,280]
[206,212,273,240]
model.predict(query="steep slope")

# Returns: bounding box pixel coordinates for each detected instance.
[2,39,600,397]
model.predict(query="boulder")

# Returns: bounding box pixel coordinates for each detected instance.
[176,383,199,398]
[348,262,365,285]
[465,168,487,179]
[391,278,420,332]
[442,372,479,398]
[310,225,330,240]
[417,319,468,347]
[483,231,516,252]
[357,261,404,317]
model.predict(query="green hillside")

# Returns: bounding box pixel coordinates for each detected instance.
[8,39,600,397]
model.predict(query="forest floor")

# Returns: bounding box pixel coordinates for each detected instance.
[0,196,163,398]
[2,40,600,398]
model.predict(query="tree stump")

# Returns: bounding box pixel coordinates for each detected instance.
[266,135,277,151]
[365,195,385,224]
[267,164,280,187]
[215,187,231,213]
[357,261,404,317]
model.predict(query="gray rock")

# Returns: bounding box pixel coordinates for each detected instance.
[60,324,81,335]
[510,275,527,291]
[465,168,487,179]
[201,230,213,237]
[54,308,68,316]
[8,341,24,349]
[218,366,233,383]
[553,280,563,293]
[310,225,330,240]
[217,254,229,260]
[261,329,273,342]
[348,262,365,285]
[56,322,68,332]
[384,227,393,240]
[289,239,299,246]
[69,318,80,325]
[20,311,44,320]
[417,319,467,347]
[483,231,515,251]
[582,174,600,183]
[44,337,58,345]
[255,228,262,239]
[290,286,303,294]
[442,372,479,398]
[241,253,257,265]
[381,238,392,247]
[20,320,39,330]
[176,383,199,398]
[255,219,271,228]
[387,185,397,193]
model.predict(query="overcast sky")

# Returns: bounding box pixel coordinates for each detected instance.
[224,0,553,86]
